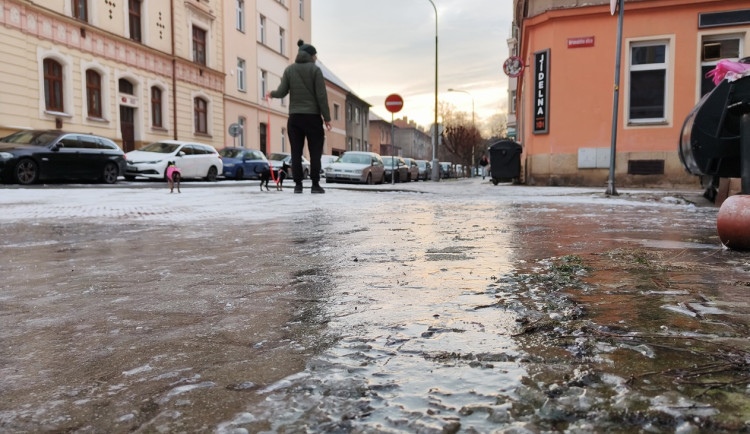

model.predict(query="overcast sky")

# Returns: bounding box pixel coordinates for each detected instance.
[312,0,514,129]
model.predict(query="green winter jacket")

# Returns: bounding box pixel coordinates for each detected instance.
[270,50,331,122]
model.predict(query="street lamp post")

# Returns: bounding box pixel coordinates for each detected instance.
[448,88,476,176]
[427,0,439,181]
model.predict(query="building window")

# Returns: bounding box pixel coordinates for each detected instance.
[261,70,267,96]
[72,0,88,21]
[236,0,245,32]
[628,41,668,123]
[355,107,360,124]
[279,28,285,55]
[259,15,266,44]
[129,0,142,42]
[237,58,246,91]
[299,0,304,19]
[43,59,64,112]
[194,97,208,134]
[85,69,102,118]
[510,90,517,114]
[151,86,163,127]
[119,78,134,95]
[701,35,742,96]
[333,103,340,121]
[281,127,286,152]
[192,26,207,65]
[346,104,352,122]
[238,117,246,147]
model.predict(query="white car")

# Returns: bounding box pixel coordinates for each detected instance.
[124,140,222,181]
[325,151,385,184]
[268,152,310,179]
[320,155,338,177]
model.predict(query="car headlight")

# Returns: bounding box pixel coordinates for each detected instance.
[0,152,13,160]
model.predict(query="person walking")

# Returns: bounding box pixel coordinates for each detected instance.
[479,153,489,180]
[267,40,332,194]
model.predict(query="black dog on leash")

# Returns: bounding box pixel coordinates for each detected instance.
[255,165,273,191]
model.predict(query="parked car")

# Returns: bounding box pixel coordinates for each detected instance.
[320,154,338,177]
[219,147,270,180]
[439,162,453,179]
[415,159,431,181]
[0,129,126,185]
[382,156,409,183]
[402,158,420,182]
[324,151,385,184]
[124,140,222,181]
[267,152,310,179]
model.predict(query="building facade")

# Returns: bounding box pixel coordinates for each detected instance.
[512,0,748,187]
[0,0,314,159]
[369,112,392,157]
[0,0,226,152]
[394,117,431,161]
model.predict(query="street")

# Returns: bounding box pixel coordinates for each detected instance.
[1,178,749,432]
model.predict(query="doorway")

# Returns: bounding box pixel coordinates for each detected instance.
[120,106,135,152]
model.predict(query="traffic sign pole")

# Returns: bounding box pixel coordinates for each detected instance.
[385,94,404,185]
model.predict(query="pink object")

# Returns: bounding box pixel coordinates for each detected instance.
[706,59,750,85]
[166,165,181,180]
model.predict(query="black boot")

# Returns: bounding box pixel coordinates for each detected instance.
[294,182,303,194]
[311,182,325,194]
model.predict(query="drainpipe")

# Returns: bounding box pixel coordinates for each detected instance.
[171,0,178,140]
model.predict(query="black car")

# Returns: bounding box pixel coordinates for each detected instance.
[0,130,126,185]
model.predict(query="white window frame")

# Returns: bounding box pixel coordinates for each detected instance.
[699,32,744,97]
[625,37,674,127]
[236,0,245,32]
[299,0,304,19]
[279,28,286,55]
[261,70,268,97]
[259,15,266,44]
[237,58,246,92]
[238,116,246,147]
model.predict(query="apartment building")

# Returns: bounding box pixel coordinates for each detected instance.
[393,117,431,161]
[0,0,226,152]
[0,0,314,159]
[512,0,748,188]
[233,0,310,155]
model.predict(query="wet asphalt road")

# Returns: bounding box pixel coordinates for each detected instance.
[1,178,749,432]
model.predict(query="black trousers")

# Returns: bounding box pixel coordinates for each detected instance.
[287,114,324,184]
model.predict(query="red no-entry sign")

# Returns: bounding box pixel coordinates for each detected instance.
[385,94,404,113]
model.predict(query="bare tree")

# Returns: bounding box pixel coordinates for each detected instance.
[439,102,483,173]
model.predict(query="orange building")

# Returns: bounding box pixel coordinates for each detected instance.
[512,0,749,189]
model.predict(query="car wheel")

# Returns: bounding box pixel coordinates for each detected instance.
[394,173,400,183]
[15,158,39,185]
[366,173,373,185]
[235,168,244,180]
[206,166,218,182]
[102,162,119,184]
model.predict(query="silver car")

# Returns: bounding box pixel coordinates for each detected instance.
[325,151,385,184]
[415,159,431,181]
[402,158,420,182]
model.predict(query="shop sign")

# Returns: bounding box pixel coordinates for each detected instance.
[567,36,595,48]
[533,49,550,134]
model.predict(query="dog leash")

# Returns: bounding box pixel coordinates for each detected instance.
[264,94,280,184]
